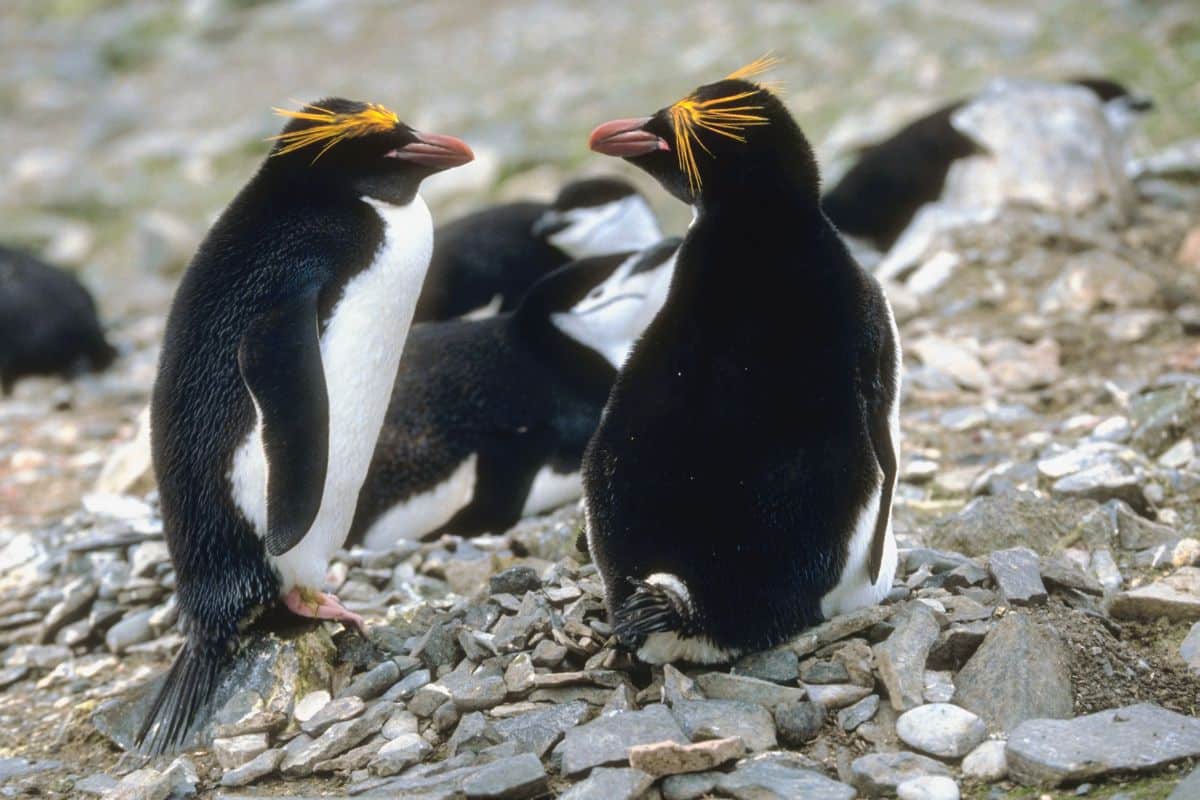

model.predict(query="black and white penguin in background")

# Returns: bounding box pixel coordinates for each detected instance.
[138,98,472,753]
[821,76,1153,252]
[351,237,680,549]
[0,245,117,395]
[413,176,662,321]
[583,58,901,664]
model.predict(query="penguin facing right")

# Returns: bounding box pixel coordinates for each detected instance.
[583,59,901,664]
[0,245,116,395]
[413,177,662,321]
[351,237,680,548]
[821,76,1154,252]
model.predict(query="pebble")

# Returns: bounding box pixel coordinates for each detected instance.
[628,736,745,776]
[718,753,856,800]
[987,547,1047,606]
[101,767,174,800]
[873,603,941,711]
[775,700,826,744]
[693,671,808,710]
[661,771,719,800]
[292,690,331,723]
[280,701,391,777]
[219,748,284,788]
[850,751,953,798]
[337,659,400,701]
[732,648,800,683]
[671,698,777,752]
[559,767,654,800]
[838,694,880,732]
[897,775,960,800]
[558,704,686,776]
[369,732,432,776]
[104,609,155,653]
[460,752,548,799]
[1110,567,1200,621]
[381,708,419,739]
[439,670,509,711]
[961,740,1008,782]
[803,682,873,709]
[896,703,988,759]
[490,566,541,595]
[212,732,270,770]
[299,695,364,737]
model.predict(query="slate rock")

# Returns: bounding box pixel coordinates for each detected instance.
[850,751,953,798]
[1170,764,1200,800]
[491,700,590,758]
[460,752,547,799]
[671,699,777,752]
[896,703,987,759]
[369,733,432,776]
[928,493,1094,556]
[897,775,960,800]
[718,752,856,800]
[490,566,541,596]
[101,767,173,800]
[280,701,391,777]
[300,695,364,736]
[775,700,825,745]
[987,548,1047,606]
[873,603,940,711]
[694,671,807,710]
[804,682,873,709]
[661,770,720,800]
[1180,622,1200,675]
[838,694,880,732]
[800,659,850,685]
[292,690,331,723]
[1114,500,1178,550]
[219,748,283,788]
[953,612,1073,733]
[439,670,509,711]
[212,732,269,770]
[1110,567,1200,621]
[338,659,400,701]
[731,648,800,684]
[448,711,502,756]
[558,767,654,800]
[558,704,687,776]
[1007,703,1200,785]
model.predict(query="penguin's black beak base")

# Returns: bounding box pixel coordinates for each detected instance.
[389,132,475,170]
[589,117,668,158]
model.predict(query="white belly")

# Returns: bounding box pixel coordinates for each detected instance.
[362,454,478,549]
[520,466,583,517]
[231,195,433,590]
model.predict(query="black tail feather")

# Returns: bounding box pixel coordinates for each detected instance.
[134,641,222,756]
[614,579,685,649]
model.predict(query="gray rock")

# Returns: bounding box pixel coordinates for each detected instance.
[503,652,536,694]
[448,711,502,756]
[1181,622,1200,674]
[41,577,97,642]
[104,609,155,653]
[1130,384,1200,457]
[0,758,59,783]
[791,604,896,655]
[439,670,509,711]
[803,682,873,709]
[800,659,850,685]
[101,767,173,800]
[280,700,391,777]
[961,740,1007,782]
[928,493,1095,557]
[1038,557,1104,597]
[1110,568,1200,621]
[922,671,955,703]
[873,603,940,711]
[1114,501,1178,550]
[732,648,800,684]
[897,775,960,800]
[300,695,364,736]
[662,664,703,705]
[717,753,856,800]
[558,704,686,776]
[369,732,432,776]
[896,703,987,759]
[775,700,825,745]
[491,700,590,758]
[313,739,385,773]
[460,752,547,799]
[838,694,880,732]
[212,732,269,770]
[661,771,720,800]
[987,548,1047,606]
[1052,461,1146,511]
[559,767,654,800]
[953,612,1073,733]
[693,671,807,710]
[530,639,567,667]
[490,566,541,595]
[74,773,118,795]
[1007,703,1200,785]
[1170,764,1200,800]
[0,666,28,689]
[381,708,419,739]
[850,751,953,799]
[671,699,777,752]
[219,748,283,787]
[388,668,432,701]
[338,659,400,701]
[292,690,331,723]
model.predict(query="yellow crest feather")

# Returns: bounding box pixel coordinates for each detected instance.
[668,56,779,193]
[268,102,401,161]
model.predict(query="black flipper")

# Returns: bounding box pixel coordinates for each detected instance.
[867,329,899,584]
[133,641,223,756]
[613,579,685,650]
[237,288,329,557]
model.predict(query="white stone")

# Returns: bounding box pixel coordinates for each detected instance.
[293,690,331,724]
[897,775,960,800]
[962,740,1008,782]
[896,703,987,759]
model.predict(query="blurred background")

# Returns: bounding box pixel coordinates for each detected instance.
[2,0,1198,320]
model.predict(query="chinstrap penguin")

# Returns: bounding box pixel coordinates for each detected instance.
[584,58,901,664]
[414,176,662,321]
[139,98,472,754]
[352,238,680,548]
[0,245,117,395]
[821,76,1153,252]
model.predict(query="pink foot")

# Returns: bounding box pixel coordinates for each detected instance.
[285,587,366,633]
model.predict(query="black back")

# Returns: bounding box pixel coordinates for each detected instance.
[351,254,630,542]
[0,246,116,394]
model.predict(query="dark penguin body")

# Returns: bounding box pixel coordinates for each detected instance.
[584,62,901,663]
[413,177,662,321]
[0,246,116,394]
[351,239,680,548]
[822,76,1153,252]
[139,98,472,753]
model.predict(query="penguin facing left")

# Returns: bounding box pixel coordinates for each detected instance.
[138,98,473,754]
[583,59,901,664]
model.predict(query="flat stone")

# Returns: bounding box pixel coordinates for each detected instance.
[896,703,987,759]
[280,701,391,777]
[219,748,283,787]
[338,660,400,701]
[961,740,1007,782]
[897,775,960,800]
[1007,703,1200,786]
[292,690,331,724]
[873,603,941,711]
[530,639,567,668]
[850,751,953,798]
[661,771,719,800]
[212,733,269,770]
[300,695,364,736]
[629,736,745,776]
[803,682,873,709]
[800,659,850,685]
[671,699,777,752]
[662,664,703,705]
[776,700,825,744]
[558,704,687,776]
[1170,764,1200,800]
[987,548,1047,606]
[1180,622,1200,675]
[490,566,541,596]
[1038,557,1104,597]
[491,700,590,758]
[313,739,385,773]
[438,670,509,711]
[558,767,654,800]
[0,665,28,689]
[1110,568,1200,621]
[369,733,432,776]
[791,604,896,654]
[104,609,154,653]
[922,671,955,703]
[928,493,1094,557]
[927,621,991,671]
[1114,501,1178,550]
[838,694,880,732]
[731,648,800,684]
[694,671,807,710]
[953,612,1073,733]
[460,752,547,799]
[1052,462,1146,511]
[382,708,419,739]
[448,712,502,756]
[717,753,856,800]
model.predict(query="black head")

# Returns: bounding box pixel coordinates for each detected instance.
[588,59,820,210]
[518,252,632,316]
[1069,76,1154,111]
[263,97,474,205]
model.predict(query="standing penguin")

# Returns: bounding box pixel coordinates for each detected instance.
[414,177,662,321]
[351,238,680,549]
[139,98,472,753]
[583,59,901,664]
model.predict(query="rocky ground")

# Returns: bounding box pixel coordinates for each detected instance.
[4,1,1200,799]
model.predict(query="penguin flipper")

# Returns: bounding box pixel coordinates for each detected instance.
[613,579,685,649]
[866,339,899,585]
[238,288,329,557]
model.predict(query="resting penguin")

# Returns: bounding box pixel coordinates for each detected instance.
[138,98,472,754]
[583,58,901,664]
[0,245,116,395]
[414,176,662,321]
[351,237,681,548]
[822,76,1153,252]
